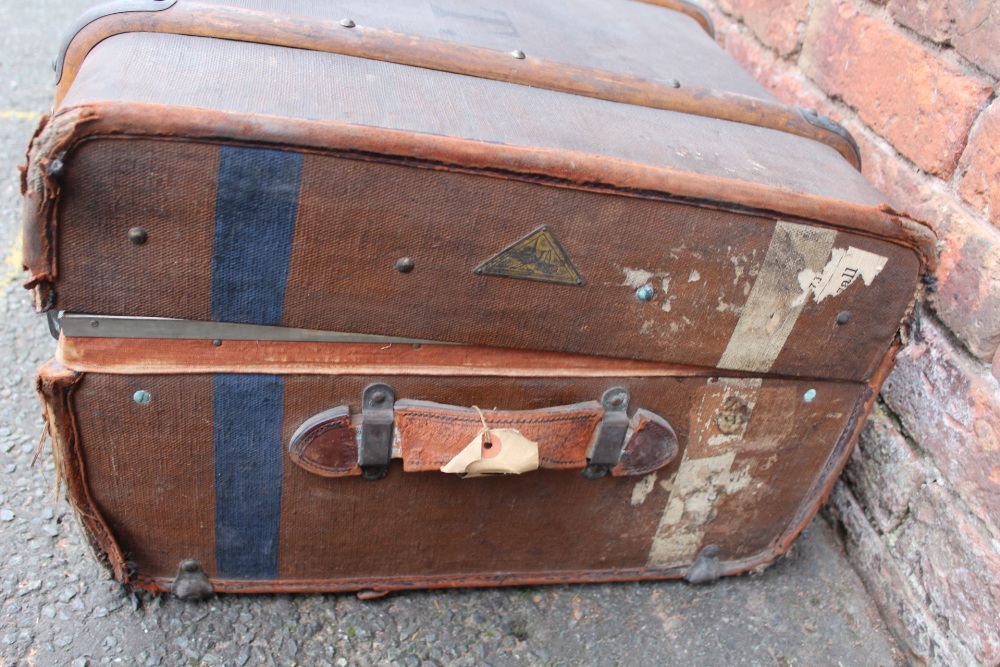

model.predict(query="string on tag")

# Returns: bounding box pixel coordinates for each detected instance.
[472,405,493,449]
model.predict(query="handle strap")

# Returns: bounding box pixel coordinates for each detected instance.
[289,392,678,479]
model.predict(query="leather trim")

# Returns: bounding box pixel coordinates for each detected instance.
[24,102,937,306]
[35,360,131,583]
[287,399,680,477]
[54,1,858,167]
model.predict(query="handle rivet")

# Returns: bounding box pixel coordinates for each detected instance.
[636,285,655,301]
[340,18,356,28]
[133,390,152,405]
[371,391,386,404]
[127,227,148,245]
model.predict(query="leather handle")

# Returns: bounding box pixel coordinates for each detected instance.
[288,397,678,478]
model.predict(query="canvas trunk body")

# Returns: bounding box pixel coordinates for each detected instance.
[23,0,935,596]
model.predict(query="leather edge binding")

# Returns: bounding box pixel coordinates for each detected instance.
[35,360,132,584]
[47,103,940,261]
[762,333,902,569]
[54,1,859,168]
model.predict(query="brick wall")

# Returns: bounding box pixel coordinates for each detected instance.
[700,0,1000,664]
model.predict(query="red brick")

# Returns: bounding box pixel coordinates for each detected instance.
[842,405,925,533]
[848,123,942,224]
[894,484,1000,665]
[959,102,1000,229]
[881,318,1000,532]
[889,0,960,43]
[826,483,974,664]
[931,218,1000,360]
[800,0,993,177]
[722,26,832,110]
[889,0,1000,78]
[714,0,811,56]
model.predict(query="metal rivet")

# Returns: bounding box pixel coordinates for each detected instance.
[133,390,152,405]
[510,49,526,59]
[45,159,64,177]
[803,389,817,403]
[636,285,655,301]
[836,311,851,325]
[610,395,624,407]
[340,18,355,27]
[127,227,148,245]
[395,257,415,273]
[803,107,818,116]
[90,320,99,328]
[666,79,681,88]
[371,391,386,404]
[412,343,422,350]
[212,339,222,347]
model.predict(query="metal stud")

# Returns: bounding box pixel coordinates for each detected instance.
[510,49,526,59]
[665,79,681,88]
[339,18,356,27]
[636,285,655,301]
[836,311,851,325]
[133,390,152,405]
[127,227,148,245]
[212,339,222,347]
[45,159,64,177]
[395,257,415,273]
[803,389,817,403]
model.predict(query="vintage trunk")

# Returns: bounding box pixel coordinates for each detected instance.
[23,0,935,596]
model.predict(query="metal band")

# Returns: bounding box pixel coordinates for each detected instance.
[54,1,862,169]
[58,313,453,345]
[54,0,177,84]
[359,383,396,480]
[634,0,715,38]
[583,387,631,479]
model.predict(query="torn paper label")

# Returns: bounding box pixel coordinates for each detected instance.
[441,429,539,478]
[796,246,887,304]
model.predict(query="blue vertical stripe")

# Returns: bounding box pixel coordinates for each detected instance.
[214,374,284,579]
[210,146,299,578]
[210,146,303,325]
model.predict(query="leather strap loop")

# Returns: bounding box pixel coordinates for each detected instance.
[288,395,678,478]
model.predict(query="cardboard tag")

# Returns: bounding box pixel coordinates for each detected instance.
[441,428,539,478]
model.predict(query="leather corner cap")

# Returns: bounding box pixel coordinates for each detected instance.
[288,400,678,478]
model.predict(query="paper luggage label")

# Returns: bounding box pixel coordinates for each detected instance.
[474,225,585,286]
[442,428,540,478]
[795,246,888,305]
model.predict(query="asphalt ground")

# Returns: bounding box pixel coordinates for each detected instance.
[0,2,905,665]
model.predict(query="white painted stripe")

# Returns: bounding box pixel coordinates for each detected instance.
[0,110,42,121]
[647,378,762,567]
[717,221,836,373]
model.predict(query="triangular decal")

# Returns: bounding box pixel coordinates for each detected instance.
[474,226,585,286]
